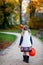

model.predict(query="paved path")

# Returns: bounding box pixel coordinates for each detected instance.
[0,32,43,65]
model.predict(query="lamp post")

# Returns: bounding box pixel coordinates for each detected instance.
[19,0,23,24]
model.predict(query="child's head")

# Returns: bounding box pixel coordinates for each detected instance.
[23,25,31,33]
[24,25,28,30]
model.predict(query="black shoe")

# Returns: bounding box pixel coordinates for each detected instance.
[23,55,25,62]
[25,55,29,63]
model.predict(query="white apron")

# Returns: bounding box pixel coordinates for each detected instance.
[21,31,32,47]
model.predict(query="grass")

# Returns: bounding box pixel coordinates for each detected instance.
[31,29,43,42]
[0,25,21,33]
[0,33,17,50]
[0,33,17,44]
[39,38,43,42]
[31,29,38,35]
[0,29,21,33]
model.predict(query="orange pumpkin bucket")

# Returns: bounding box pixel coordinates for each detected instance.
[29,48,36,56]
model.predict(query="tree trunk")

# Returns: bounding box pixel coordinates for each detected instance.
[2,2,9,29]
[19,0,22,24]
[2,11,9,29]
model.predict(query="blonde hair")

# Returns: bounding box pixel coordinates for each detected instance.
[24,25,29,30]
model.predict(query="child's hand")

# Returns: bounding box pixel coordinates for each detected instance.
[18,45,21,48]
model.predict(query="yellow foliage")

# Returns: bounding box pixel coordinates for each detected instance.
[6,0,15,3]
[6,0,19,4]
[38,0,43,3]
[0,0,3,5]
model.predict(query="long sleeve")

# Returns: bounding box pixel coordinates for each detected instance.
[19,36,23,46]
[30,36,33,45]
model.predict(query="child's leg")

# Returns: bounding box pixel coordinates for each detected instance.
[25,52,29,63]
[23,52,26,61]
[23,52,29,63]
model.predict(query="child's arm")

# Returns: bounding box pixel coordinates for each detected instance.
[19,30,24,46]
[19,36,23,46]
[30,36,33,45]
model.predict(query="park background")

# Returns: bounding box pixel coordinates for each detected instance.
[0,0,43,65]
[0,0,43,50]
